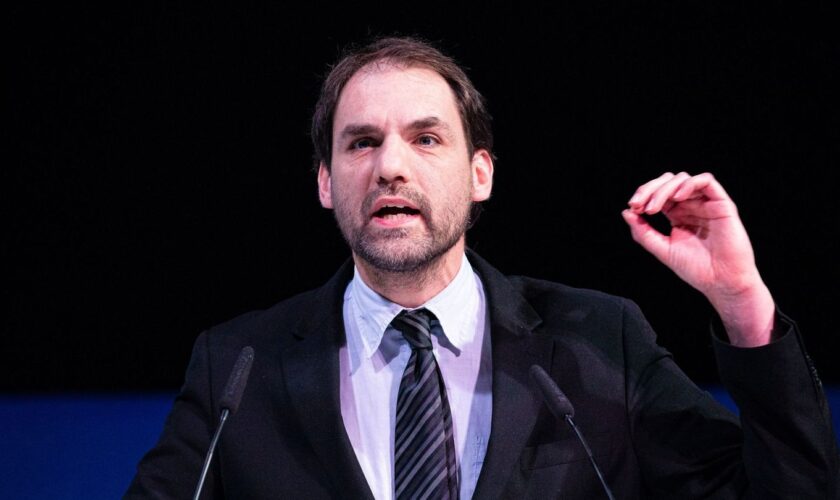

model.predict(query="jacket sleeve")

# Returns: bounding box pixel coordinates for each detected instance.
[123,332,223,499]
[713,311,840,499]
[623,300,840,499]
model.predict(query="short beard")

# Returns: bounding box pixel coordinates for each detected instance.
[352,218,464,274]
[334,186,471,276]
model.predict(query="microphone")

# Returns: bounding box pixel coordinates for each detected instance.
[219,346,255,414]
[529,365,616,500]
[193,346,255,500]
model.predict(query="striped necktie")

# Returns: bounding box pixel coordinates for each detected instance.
[391,308,458,500]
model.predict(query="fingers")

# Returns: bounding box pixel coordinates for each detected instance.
[627,172,683,214]
[681,172,732,202]
[621,209,671,265]
[664,198,737,221]
[627,172,732,215]
[622,172,735,261]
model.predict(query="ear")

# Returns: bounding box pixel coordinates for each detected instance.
[317,162,333,209]
[470,149,494,202]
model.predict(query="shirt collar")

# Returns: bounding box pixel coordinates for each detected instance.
[349,253,480,360]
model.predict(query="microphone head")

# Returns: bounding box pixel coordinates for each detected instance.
[219,346,255,414]
[529,365,575,420]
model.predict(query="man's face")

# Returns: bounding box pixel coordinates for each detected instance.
[318,63,493,273]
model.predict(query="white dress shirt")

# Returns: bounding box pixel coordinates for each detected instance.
[339,253,492,500]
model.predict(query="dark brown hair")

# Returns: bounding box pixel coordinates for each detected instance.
[311,36,494,170]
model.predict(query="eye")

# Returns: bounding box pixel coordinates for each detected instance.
[416,134,439,147]
[351,137,375,150]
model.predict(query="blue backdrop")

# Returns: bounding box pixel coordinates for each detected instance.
[3,388,838,499]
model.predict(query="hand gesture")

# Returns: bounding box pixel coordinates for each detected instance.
[621,172,775,346]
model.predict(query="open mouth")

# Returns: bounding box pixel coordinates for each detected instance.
[373,205,421,220]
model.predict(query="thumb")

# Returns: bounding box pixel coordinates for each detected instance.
[621,209,670,264]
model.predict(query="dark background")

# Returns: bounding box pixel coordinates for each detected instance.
[7,2,839,392]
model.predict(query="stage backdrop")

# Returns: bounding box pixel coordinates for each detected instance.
[6,2,839,497]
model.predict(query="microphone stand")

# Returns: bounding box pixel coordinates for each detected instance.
[192,346,254,500]
[193,408,230,500]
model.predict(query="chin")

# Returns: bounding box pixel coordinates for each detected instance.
[359,246,437,273]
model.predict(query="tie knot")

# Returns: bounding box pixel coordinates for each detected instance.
[391,308,437,350]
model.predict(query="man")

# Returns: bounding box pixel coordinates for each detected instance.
[126,36,839,499]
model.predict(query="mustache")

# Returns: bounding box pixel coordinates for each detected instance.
[362,185,431,218]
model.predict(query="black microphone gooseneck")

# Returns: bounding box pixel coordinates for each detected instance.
[529,365,616,500]
[193,346,255,500]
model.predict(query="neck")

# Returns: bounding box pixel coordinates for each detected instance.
[354,241,466,308]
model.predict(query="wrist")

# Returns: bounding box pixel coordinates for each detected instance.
[710,281,776,347]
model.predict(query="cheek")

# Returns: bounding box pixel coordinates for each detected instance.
[331,173,369,212]
[334,162,372,190]
[433,173,473,211]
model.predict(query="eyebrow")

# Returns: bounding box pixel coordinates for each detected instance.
[406,116,451,134]
[339,124,380,140]
[338,116,453,141]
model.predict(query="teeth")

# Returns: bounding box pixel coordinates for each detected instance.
[373,202,419,219]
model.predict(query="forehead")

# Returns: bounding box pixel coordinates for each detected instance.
[333,63,463,134]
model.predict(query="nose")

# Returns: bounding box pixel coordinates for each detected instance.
[372,136,411,186]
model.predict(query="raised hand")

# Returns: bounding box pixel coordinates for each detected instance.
[621,172,775,346]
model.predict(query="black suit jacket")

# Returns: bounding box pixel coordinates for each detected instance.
[126,251,839,499]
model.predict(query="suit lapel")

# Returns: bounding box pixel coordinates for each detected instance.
[468,251,554,499]
[277,252,553,499]
[279,261,375,500]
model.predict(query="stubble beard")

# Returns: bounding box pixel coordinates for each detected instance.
[333,185,472,276]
